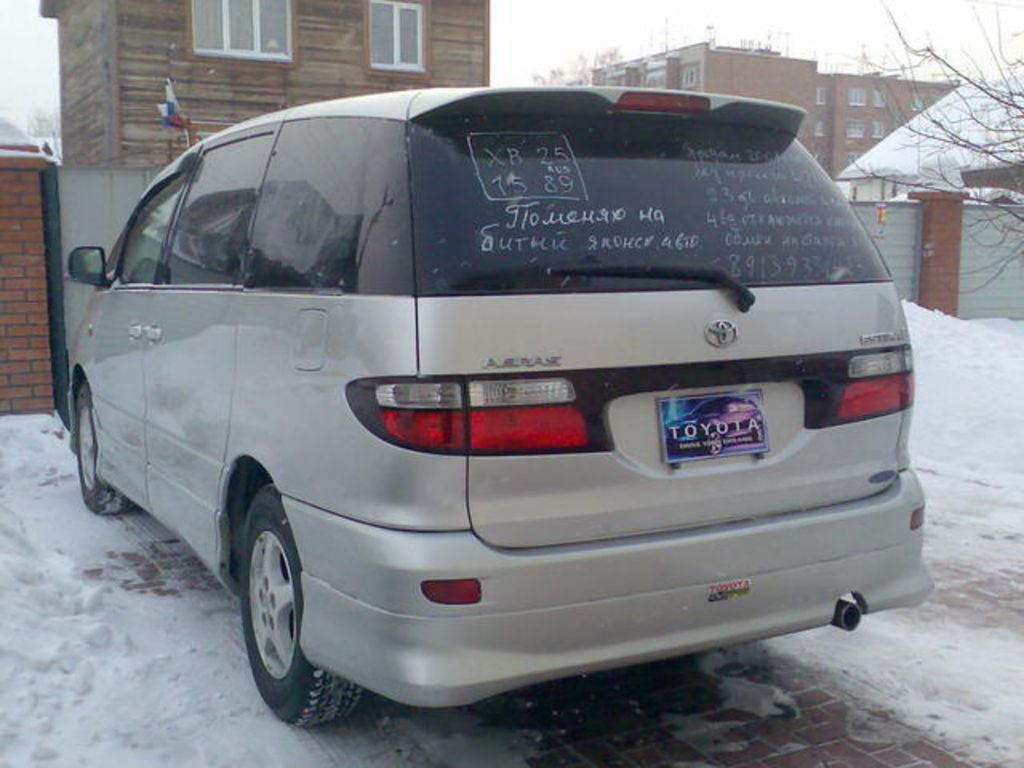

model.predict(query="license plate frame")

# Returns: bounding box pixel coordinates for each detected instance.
[657,389,770,466]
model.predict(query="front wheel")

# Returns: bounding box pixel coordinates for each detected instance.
[74,382,127,515]
[240,486,361,725]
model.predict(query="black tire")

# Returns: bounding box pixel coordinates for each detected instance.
[73,382,128,516]
[240,486,361,726]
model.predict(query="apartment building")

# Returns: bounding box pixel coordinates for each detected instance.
[593,42,954,177]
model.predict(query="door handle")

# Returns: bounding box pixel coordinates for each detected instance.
[144,325,163,342]
[128,323,143,340]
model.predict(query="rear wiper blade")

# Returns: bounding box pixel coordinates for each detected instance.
[548,265,756,313]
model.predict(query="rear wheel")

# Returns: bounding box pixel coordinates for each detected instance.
[74,382,127,516]
[240,486,361,725]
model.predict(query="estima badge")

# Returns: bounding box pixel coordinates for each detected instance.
[704,320,739,348]
[483,355,563,370]
[860,330,908,346]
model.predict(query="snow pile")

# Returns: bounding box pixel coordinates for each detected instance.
[905,301,1024,486]
[0,414,68,488]
[0,503,117,765]
[0,418,118,765]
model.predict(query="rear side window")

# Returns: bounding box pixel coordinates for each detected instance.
[246,117,412,295]
[166,133,275,285]
[409,114,889,295]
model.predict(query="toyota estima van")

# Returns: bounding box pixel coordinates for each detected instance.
[66,87,931,725]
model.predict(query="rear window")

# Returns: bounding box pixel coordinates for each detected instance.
[409,113,888,296]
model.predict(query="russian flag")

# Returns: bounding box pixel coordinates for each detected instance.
[158,79,187,129]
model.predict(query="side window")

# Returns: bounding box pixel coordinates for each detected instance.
[119,176,187,285]
[247,118,412,295]
[166,134,274,286]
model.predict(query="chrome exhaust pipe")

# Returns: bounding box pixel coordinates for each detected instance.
[831,598,862,632]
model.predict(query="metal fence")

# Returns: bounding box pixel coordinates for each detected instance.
[851,201,921,301]
[959,205,1024,320]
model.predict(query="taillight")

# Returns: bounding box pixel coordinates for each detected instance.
[835,374,914,422]
[804,348,915,428]
[469,406,587,451]
[376,381,462,409]
[848,350,913,379]
[374,381,465,451]
[829,349,914,424]
[348,377,592,455]
[379,409,465,451]
[615,91,711,115]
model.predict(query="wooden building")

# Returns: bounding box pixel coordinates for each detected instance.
[40,0,491,167]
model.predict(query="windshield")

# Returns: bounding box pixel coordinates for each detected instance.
[409,113,889,296]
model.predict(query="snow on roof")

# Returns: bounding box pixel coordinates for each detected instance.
[0,115,50,160]
[0,116,38,148]
[837,78,1024,190]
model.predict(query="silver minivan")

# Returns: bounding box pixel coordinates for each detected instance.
[66,87,931,725]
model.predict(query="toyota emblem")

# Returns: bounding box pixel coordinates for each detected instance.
[704,320,739,348]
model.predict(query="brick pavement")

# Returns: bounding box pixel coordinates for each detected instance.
[488,658,990,768]
[81,509,220,596]
[85,509,994,768]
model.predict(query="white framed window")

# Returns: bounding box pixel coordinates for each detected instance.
[873,89,886,108]
[847,119,865,139]
[848,88,866,107]
[912,94,924,111]
[192,0,291,60]
[643,61,667,88]
[872,120,885,139]
[682,66,700,88]
[814,120,825,137]
[845,151,861,166]
[815,86,827,105]
[370,1,425,72]
[645,70,667,88]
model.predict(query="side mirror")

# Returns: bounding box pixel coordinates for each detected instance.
[68,247,108,287]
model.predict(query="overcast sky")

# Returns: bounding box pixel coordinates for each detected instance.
[2,0,1023,132]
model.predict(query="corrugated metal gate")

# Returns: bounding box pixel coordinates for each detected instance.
[851,201,921,301]
[48,166,158,421]
[959,205,1024,319]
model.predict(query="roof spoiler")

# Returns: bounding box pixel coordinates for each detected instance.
[408,88,805,136]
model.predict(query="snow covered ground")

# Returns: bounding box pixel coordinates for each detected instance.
[741,303,1024,764]
[0,419,323,767]
[1,303,1022,767]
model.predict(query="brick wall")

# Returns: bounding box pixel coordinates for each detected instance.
[909,191,967,316]
[0,155,54,415]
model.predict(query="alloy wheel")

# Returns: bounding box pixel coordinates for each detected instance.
[249,530,298,680]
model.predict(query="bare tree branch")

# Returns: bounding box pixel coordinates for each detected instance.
[854,7,1024,286]
[532,47,623,86]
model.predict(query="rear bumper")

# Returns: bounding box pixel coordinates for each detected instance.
[287,471,930,707]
